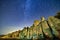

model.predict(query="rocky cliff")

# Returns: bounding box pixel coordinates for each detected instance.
[0,16,60,40]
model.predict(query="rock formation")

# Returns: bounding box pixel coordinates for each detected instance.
[0,16,60,40]
[33,20,40,26]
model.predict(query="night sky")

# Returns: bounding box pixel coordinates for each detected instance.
[0,0,60,35]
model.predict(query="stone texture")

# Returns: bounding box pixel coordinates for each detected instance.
[33,20,40,26]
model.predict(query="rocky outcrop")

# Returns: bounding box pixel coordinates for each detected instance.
[33,20,40,26]
[18,16,60,39]
[1,16,60,40]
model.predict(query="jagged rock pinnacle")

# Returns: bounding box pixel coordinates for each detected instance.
[41,17,45,21]
[33,20,40,26]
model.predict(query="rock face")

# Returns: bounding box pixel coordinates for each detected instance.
[41,17,45,21]
[1,16,60,40]
[33,20,40,26]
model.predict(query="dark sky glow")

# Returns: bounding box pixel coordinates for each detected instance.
[0,0,60,34]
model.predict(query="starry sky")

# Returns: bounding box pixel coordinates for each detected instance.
[0,0,60,35]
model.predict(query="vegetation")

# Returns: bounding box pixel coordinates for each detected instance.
[55,12,60,19]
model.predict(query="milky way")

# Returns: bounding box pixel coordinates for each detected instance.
[24,0,32,26]
[24,0,32,19]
